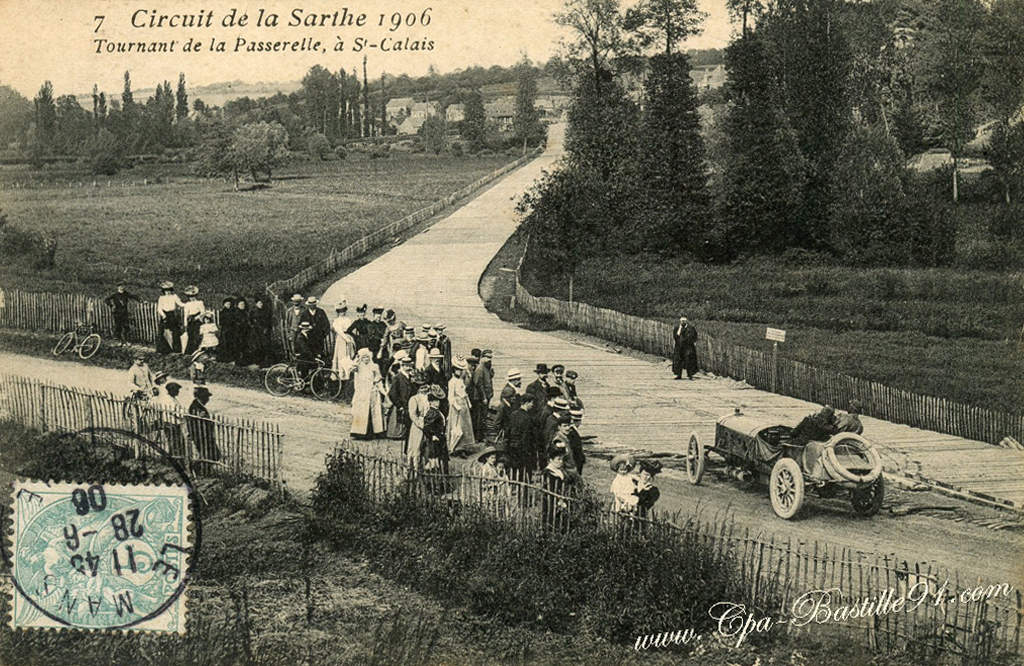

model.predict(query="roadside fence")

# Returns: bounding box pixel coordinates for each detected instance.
[334,441,1024,663]
[0,373,283,489]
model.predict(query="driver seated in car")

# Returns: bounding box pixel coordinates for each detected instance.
[791,405,837,480]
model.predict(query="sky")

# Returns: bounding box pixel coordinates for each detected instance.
[0,0,734,99]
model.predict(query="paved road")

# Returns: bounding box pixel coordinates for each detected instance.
[321,124,1024,589]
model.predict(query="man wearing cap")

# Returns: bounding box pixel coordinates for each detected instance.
[105,283,141,346]
[495,368,522,438]
[672,315,699,380]
[156,281,185,354]
[472,349,495,443]
[564,370,583,409]
[835,400,865,435]
[368,307,388,373]
[285,294,304,355]
[435,324,452,374]
[506,393,536,473]
[568,408,586,475]
[186,386,219,472]
[127,354,154,398]
[300,296,331,356]
[550,364,570,402]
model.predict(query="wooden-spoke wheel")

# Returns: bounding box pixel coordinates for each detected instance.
[685,432,705,485]
[850,477,885,517]
[769,457,805,520]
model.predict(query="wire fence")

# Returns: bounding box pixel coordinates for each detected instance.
[0,373,283,489]
[333,440,1024,663]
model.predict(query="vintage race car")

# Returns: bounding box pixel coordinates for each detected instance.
[686,411,884,520]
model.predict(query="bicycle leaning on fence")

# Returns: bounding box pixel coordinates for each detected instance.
[264,356,343,401]
[52,321,102,359]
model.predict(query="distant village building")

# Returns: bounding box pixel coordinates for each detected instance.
[386,97,415,123]
[485,96,516,132]
[689,65,727,91]
[446,103,465,123]
[397,116,427,135]
[410,101,440,119]
[535,95,569,123]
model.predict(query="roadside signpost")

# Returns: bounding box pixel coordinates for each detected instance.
[766,328,786,392]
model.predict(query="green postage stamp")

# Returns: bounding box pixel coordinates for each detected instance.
[7,479,191,633]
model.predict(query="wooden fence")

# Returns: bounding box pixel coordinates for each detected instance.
[265,149,540,356]
[0,374,284,489]
[0,288,168,344]
[333,441,1024,663]
[512,264,1024,448]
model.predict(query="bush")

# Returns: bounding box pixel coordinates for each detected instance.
[987,204,1024,240]
[369,145,391,159]
[450,141,463,157]
[333,144,347,160]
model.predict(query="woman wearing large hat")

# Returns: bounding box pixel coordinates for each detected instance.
[447,355,476,458]
[156,281,184,354]
[181,285,205,356]
[350,348,386,440]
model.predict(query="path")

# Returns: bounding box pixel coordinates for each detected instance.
[0,351,344,497]
[322,124,1024,589]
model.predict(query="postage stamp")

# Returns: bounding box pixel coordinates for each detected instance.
[7,480,191,634]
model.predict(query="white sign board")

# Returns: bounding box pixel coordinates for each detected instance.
[766,327,787,343]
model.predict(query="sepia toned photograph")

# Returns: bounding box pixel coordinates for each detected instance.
[0,0,1022,664]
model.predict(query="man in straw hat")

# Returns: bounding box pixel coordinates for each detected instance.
[285,294,304,353]
[494,368,522,438]
[424,348,449,414]
[387,352,416,442]
[300,296,331,355]
[156,281,184,354]
[105,282,141,346]
[434,324,451,374]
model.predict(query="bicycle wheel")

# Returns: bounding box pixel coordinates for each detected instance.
[53,332,74,356]
[311,368,343,401]
[78,333,102,359]
[265,364,297,397]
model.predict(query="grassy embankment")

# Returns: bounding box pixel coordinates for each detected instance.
[0,152,515,302]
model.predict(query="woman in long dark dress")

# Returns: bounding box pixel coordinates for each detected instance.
[250,296,274,367]
[234,297,253,366]
[218,298,238,363]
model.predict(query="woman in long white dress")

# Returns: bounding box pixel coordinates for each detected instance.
[331,302,356,380]
[350,349,386,439]
[447,356,476,457]
[406,383,431,463]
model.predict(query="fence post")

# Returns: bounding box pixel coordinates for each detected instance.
[39,382,48,432]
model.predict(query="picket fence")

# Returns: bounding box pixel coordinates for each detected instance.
[264,149,540,356]
[511,264,1024,448]
[0,374,284,489]
[334,441,1023,663]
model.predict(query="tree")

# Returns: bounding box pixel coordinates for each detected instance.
[32,81,56,159]
[987,120,1024,204]
[302,65,341,141]
[565,70,640,183]
[715,33,806,258]
[419,116,447,154]
[462,89,486,149]
[916,0,986,202]
[623,0,705,55]
[980,0,1024,125]
[0,84,32,150]
[637,52,712,252]
[176,73,189,122]
[555,0,625,90]
[192,116,239,186]
[513,59,543,149]
[307,131,330,160]
[54,94,91,154]
[86,128,125,175]
[363,55,371,137]
[230,121,289,183]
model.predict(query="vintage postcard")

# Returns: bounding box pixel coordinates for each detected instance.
[0,0,1022,664]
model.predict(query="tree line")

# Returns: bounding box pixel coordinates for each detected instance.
[521,0,1024,274]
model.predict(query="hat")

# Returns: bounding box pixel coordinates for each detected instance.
[570,408,584,419]
[372,306,384,314]
[452,355,468,370]
[849,400,863,414]
[481,349,493,358]
[336,302,348,311]
[470,348,482,359]
[546,386,563,398]
[553,398,570,411]
[566,370,578,380]
[393,349,409,361]
[202,310,214,321]
[428,328,439,338]
[153,371,168,383]
[507,368,522,381]
[477,446,505,463]
[306,296,318,305]
[434,324,446,332]
[165,381,182,392]
[429,348,443,359]
[556,413,572,425]
[356,304,367,313]
[133,352,146,361]
[421,324,431,333]
[428,385,445,400]
[534,363,548,374]
[551,364,565,373]
[385,309,396,322]
[417,381,431,393]
[160,281,174,290]
[610,453,636,473]
[680,314,688,320]
[184,285,199,296]
[400,356,414,365]
[821,404,836,418]
[638,460,663,476]
[299,321,313,330]
[193,386,212,398]
[291,294,303,303]
[403,325,415,333]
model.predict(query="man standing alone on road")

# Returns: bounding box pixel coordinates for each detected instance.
[672,315,699,380]
[472,349,495,443]
[105,283,141,346]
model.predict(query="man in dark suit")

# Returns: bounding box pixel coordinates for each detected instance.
[423,348,449,414]
[507,393,536,473]
[368,306,389,374]
[524,363,549,419]
[495,368,522,438]
[672,315,699,380]
[299,296,331,356]
[105,283,141,346]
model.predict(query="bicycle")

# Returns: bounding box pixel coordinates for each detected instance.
[53,322,102,359]
[264,357,343,401]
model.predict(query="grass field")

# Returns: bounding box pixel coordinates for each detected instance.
[524,253,1024,414]
[0,152,516,301]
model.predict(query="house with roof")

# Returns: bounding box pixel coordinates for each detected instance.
[485,96,516,132]
[397,116,428,135]
[386,97,415,123]
[689,64,727,91]
[446,103,466,123]
[410,101,440,119]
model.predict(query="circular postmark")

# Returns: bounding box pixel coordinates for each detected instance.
[5,428,199,633]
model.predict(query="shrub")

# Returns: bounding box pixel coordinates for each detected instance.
[450,141,463,157]
[333,144,347,160]
[988,204,1024,240]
